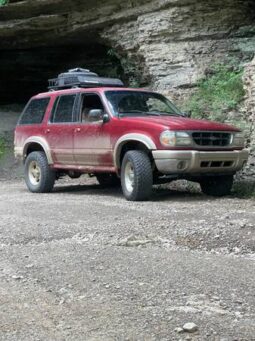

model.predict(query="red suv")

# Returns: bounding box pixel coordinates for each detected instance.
[14,69,248,200]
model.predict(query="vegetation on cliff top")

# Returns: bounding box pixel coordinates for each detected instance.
[107,48,143,88]
[0,138,5,159]
[0,0,8,6]
[186,64,245,122]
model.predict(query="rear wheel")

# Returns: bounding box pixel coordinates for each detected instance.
[199,175,233,197]
[25,151,55,193]
[121,150,152,201]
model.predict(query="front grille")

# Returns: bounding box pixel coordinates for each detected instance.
[192,132,232,147]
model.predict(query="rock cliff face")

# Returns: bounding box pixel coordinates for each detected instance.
[102,1,255,103]
[242,57,255,177]
[0,0,254,101]
[0,0,254,175]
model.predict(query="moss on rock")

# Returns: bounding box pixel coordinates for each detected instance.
[185,63,245,122]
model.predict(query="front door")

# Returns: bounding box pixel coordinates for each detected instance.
[45,94,78,165]
[73,93,113,167]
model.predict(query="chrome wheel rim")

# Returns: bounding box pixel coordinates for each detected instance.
[28,161,41,186]
[124,161,134,193]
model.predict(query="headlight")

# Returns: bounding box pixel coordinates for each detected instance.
[232,132,245,147]
[160,130,192,147]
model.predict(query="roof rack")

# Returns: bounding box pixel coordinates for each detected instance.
[48,67,124,90]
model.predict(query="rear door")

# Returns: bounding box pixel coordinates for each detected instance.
[45,94,79,165]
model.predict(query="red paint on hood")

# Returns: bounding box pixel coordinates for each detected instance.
[120,116,239,132]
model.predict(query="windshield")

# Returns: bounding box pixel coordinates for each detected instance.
[105,90,183,117]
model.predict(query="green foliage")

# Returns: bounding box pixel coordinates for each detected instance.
[107,49,141,87]
[0,0,9,6]
[186,64,245,122]
[232,181,255,198]
[0,138,5,159]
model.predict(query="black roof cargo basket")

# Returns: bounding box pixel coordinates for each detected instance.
[48,68,124,90]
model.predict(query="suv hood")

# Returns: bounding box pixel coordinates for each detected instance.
[121,115,239,132]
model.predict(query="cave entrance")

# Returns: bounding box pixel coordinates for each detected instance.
[0,43,124,105]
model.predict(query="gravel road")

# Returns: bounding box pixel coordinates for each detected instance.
[0,179,254,341]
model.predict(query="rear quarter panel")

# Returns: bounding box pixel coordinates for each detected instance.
[14,94,56,157]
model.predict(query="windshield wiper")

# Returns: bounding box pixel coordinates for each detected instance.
[119,110,144,116]
[119,110,180,117]
[144,112,161,116]
[119,110,159,117]
[149,110,180,116]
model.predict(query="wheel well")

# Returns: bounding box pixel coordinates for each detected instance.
[25,143,45,158]
[119,141,152,168]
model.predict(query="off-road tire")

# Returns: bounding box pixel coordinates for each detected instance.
[96,173,120,187]
[25,151,55,193]
[121,150,153,201]
[199,175,233,197]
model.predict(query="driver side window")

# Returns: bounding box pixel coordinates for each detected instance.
[80,93,104,123]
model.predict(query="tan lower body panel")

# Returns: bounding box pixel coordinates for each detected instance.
[152,149,249,174]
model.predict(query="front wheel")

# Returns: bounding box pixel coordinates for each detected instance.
[199,175,233,197]
[121,150,153,201]
[24,151,55,193]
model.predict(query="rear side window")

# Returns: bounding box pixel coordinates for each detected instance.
[19,98,50,125]
[50,95,76,123]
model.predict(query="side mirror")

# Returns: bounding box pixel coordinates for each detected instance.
[103,113,110,123]
[88,109,104,122]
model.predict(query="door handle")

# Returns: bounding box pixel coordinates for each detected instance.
[45,129,50,134]
[75,128,81,133]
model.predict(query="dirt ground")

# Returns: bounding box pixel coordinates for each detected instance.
[0,178,254,341]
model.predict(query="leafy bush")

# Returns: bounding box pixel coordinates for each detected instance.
[107,49,142,88]
[0,138,5,159]
[232,181,255,198]
[0,0,9,6]
[186,64,245,122]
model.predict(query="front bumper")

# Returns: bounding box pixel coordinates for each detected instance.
[152,149,249,174]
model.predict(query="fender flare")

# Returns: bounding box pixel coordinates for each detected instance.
[114,133,156,168]
[23,136,53,164]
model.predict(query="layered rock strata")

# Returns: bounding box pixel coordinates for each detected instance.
[0,0,254,100]
[242,57,255,177]
[0,0,254,177]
